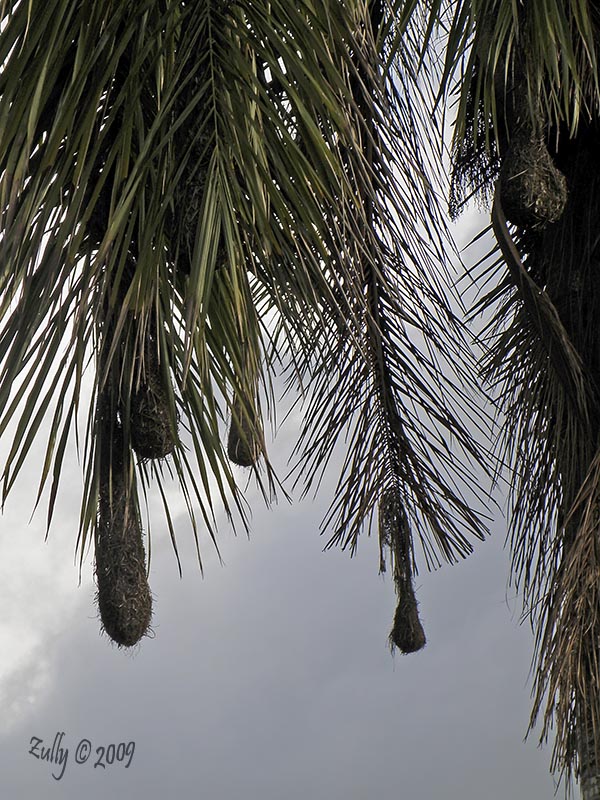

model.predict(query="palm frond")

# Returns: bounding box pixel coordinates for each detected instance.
[286,4,491,646]
[0,0,490,648]
[469,102,600,787]
[426,1,600,215]
[417,0,600,783]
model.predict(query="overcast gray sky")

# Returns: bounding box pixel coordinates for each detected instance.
[0,212,561,799]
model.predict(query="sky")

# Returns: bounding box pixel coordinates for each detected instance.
[0,295,562,800]
[0,4,587,797]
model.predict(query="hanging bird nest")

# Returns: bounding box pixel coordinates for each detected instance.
[95,415,152,648]
[130,335,177,460]
[450,21,568,231]
[379,488,426,653]
[227,393,262,467]
[389,575,427,654]
[500,130,567,229]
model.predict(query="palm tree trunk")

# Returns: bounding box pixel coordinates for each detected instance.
[579,703,600,800]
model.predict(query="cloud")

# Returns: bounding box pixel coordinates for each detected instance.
[0,473,557,799]
[0,215,558,798]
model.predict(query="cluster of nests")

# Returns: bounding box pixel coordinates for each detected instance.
[94,280,262,648]
[90,146,262,650]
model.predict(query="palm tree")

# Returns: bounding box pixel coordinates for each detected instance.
[0,0,487,642]
[5,0,600,795]
[423,1,600,796]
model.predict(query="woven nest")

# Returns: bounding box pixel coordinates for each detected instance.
[500,133,567,229]
[130,344,177,460]
[389,577,426,654]
[379,489,426,653]
[95,429,152,647]
[227,396,261,467]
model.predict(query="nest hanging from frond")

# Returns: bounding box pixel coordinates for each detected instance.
[95,409,152,648]
[130,332,177,460]
[389,580,426,654]
[450,7,569,229]
[227,393,263,468]
[379,489,426,654]
[0,0,491,665]
[499,112,567,229]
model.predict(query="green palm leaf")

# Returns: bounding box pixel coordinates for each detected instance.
[0,0,488,656]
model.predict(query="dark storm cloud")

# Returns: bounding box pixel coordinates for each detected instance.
[0,483,556,799]
[0,212,557,799]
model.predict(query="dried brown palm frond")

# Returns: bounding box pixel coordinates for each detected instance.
[471,108,600,788]
[449,84,502,219]
[289,4,490,584]
[491,186,586,410]
[514,123,600,786]
[531,450,600,785]
[416,0,600,786]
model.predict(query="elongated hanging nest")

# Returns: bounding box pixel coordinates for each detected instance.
[379,489,426,654]
[130,335,177,460]
[227,393,262,467]
[95,408,152,648]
